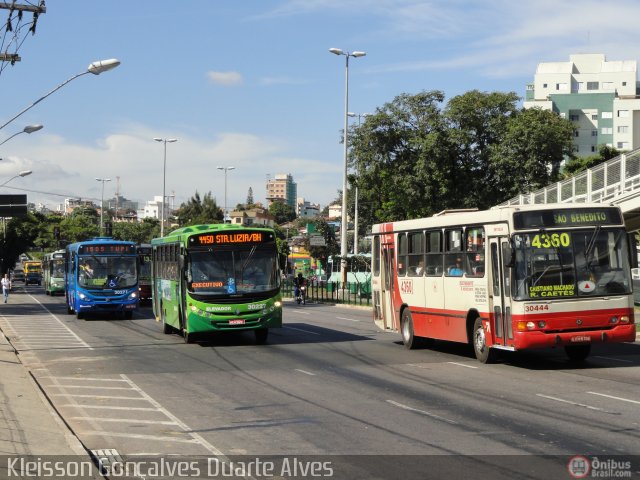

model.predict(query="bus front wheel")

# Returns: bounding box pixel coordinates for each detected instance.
[401,309,421,350]
[473,317,495,364]
[255,328,269,345]
[565,344,591,362]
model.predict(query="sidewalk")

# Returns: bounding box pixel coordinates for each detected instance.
[0,327,87,457]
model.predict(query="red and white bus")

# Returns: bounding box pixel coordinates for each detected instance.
[371,204,637,363]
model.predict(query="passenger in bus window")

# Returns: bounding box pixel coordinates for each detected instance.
[415,260,424,275]
[448,259,464,276]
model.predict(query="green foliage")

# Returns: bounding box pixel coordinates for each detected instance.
[303,218,339,274]
[268,201,296,224]
[175,191,223,227]
[112,218,159,244]
[561,145,622,178]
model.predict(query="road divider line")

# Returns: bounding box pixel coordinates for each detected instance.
[49,394,148,400]
[294,369,316,376]
[82,431,201,443]
[336,316,360,322]
[536,394,610,412]
[593,356,634,363]
[387,400,457,424]
[284,326,321,335]
[447,362,478,369]
[587,391,640,405]
[70,417,178,425]
[60,405,158,411]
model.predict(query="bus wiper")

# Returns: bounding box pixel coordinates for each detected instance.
[241,246,257,273]
[584,225,601,264]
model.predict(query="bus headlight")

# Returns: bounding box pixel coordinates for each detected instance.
[79,293,87,300]
[274,301,282,308]
[537,321,546,328]
[517,321,536,331]
[129,292,138,299]
[618,315,630,324]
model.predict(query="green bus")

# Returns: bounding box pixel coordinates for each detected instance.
[43,249,65,295]
[151,224,282,343]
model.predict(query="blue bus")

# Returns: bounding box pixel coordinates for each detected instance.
[65,238,139,319]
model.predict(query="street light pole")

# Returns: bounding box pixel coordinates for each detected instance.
[0,124,44,147]
[0,59,120,132]
[153,137,178,237]
[329,47,366,284]
[217,166,235,223]
[0,170,32,188]
[95,178,111,236]
[346,112,371,255]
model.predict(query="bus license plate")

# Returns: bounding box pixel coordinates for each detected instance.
[570,335,590,343]
[229,319,245,325]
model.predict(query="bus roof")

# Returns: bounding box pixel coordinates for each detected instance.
[151,223,276,244]
[372,203,623,233]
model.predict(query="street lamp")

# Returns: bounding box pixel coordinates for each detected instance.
[329,47,366,284]
[347,112,371,255]
[217,166,235,223]
[0,124,43,147]
[95,177,111,236]
[0,58,120,132]
[153,137,178,236]
[0,170,32,188]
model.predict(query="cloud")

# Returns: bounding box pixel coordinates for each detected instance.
[206,70,244,86]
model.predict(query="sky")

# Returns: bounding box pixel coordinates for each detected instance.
[1,0,639,214]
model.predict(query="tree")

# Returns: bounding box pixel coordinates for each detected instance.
[174,191,223,227]
[113,218,159,244]
[246,187,254,205]
[489,107,576,200]
[302,218,339,276]
[268,201,296,224]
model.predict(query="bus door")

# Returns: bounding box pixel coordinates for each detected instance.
[488,237,513,346]
[380,243,396,331]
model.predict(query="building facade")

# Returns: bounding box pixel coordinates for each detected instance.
[524,53,640,156]
[266,173,297,209]
[296,197,320,218]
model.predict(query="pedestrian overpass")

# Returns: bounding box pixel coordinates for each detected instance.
[501,147,640,231]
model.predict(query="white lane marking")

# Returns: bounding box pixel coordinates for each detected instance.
[43,376,127,382]
[336,316,360,322]
[295,369,316,376]
[588,392,640,405]
[447,362,479,369]
[27,293,92,348]
[48,385,134,390]
[82,431,201,443]
[50,394,147,400]
[386,400,457,424]
[121,375,224,456]
[284,326,321,335]
[289,310,311,315]
[536,394,607,412]
[406,363,430,370]
[70,417,178,425]
[60,405,158,411]
[593,356,634,363]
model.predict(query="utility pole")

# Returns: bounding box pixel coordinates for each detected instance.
[0,2,46,63]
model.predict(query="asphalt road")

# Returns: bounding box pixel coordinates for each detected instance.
[2,284,639,479]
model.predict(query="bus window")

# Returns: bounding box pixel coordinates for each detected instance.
[445,229,465,276]
[425,230,442,276]
[465,227,485,277]
[373,236,380,276]
[407,231,424,276]
[397,234,408,276]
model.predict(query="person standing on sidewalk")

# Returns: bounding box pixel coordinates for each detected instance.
[1,273,11,303]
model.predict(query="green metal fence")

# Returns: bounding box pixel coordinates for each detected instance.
[282,279,372,306]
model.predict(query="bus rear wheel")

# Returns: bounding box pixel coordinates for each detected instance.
[401,309,421,350]
[565,344,591,362]
[473,317,495,364]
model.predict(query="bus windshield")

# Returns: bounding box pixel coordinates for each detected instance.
[51,259,65,278]
[78,255,137,289]
[512,228,632,300]
[188,245,279,295]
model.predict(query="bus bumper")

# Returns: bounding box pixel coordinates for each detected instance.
[186,309,283,334]
[513,323,636,350]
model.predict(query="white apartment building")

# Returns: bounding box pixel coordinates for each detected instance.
[296,197,320,218]
[524,53,640,156]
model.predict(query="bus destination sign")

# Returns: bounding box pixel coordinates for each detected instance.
[514,207,622,229]
[190,231,274,246]
[78,244,136,254]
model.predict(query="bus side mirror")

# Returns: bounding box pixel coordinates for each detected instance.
[504,243,515,268]
[628,233,638,268]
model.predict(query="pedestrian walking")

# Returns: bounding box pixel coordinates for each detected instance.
[1,273,11,303]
